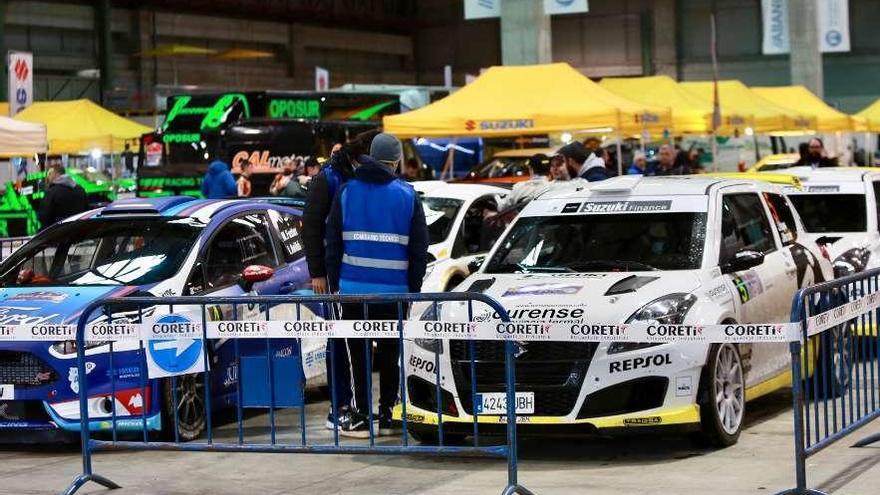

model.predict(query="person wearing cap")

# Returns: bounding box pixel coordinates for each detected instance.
[557,141,609,182]
[324,132,429,438]
[497,153,552,211]
[628,151,647,175]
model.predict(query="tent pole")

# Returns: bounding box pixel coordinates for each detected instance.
[868,132,874,166]
[711,133,718,172]
[615,132,623,176]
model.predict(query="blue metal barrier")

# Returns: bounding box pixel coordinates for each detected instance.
[62,292,533,495]
[0,235,30,262]
[777,268,880,495]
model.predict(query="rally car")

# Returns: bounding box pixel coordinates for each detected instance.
[401,175,833,446]
[767,166,880,277]
[0,196,322,441]
[455,148,557,186]
[416,181,510,292]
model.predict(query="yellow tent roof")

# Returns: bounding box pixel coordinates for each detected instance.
[140,44,216,57]
[600,75,714,134]
[753,85,864,132]
[14,99,152,154]
[383,63,672,138]
[212,48,274,60]
[680,80,815,134]
[856,98,880,132]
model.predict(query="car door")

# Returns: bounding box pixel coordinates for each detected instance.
[719,193,790,387]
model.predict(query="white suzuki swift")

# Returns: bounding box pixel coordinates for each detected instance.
[402,176,832,446]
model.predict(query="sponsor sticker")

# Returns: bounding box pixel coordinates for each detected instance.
[609,353,673,373]
[0,384,13,400]
[86,322,140,341]
[806,185,840,193]
[7,291,69,303]
[502,283,582,297]
[623,416,662,426]
[580,200,672,213]
[207,320,269,339]
[675,376,693,397]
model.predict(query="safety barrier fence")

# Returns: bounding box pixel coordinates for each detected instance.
[0,235,30,261]
[0,291,870,494]
[58,292,534,495]
[777,268,880,495]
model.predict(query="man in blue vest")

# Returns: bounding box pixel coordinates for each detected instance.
[325,132,429,438]
[303,129,379,430]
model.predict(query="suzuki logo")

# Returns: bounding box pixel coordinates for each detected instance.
[13,59,28,81]
[465,120,476,131]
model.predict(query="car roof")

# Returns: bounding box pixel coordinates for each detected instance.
[414,181,507,200]
[64,196,302,224]
[767,166,880,183]
[491,147,558,158]
[535,175,762,200]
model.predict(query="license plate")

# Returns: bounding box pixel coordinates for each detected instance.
[474,392,534,415]
[0,385,13,400]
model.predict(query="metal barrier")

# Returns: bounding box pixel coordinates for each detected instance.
[778,268,880,495]
[0,235,30,261]
[62,292,533,495]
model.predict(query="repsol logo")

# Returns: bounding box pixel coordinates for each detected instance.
[409,355,436,374]
[647,325,703,337]
[477,119,534,131]
[723,324,785,337]
[609,353,672,373]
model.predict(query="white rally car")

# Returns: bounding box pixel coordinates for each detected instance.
[416,181,510,292]
[402,176,833,446]
[766,166,880,277]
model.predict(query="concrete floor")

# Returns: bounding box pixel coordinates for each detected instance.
[1,390,879,495]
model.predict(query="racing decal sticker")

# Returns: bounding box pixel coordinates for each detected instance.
[561,202,581,213]
[0,306,60,326]
[0,384,13,400]
[704,285,732,302]
[789,242,826,287]
[623,416,662,426]
[472,304,586,323]
[806,185,839,193]
[6,291,69,303]
[68,362,97,393]
[731,270,764,304]
[502,283,582,297]
[408,354,437,374]
[519,273,607,279]
[675,376,693,397]
[609,353,672,373]
[580,200,672,213]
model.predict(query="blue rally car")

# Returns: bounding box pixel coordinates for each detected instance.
[0,196,322,441]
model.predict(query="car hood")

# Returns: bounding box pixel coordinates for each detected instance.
[0,286,137,325]
[439,270,702,323]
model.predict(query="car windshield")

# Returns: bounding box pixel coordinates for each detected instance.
[0,218,204,287]
[467,157,529,179]
[423,197,463,245]
[484,212,707,273]
[788,194,867,233]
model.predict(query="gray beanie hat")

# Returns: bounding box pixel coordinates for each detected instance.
[370,132,403,165]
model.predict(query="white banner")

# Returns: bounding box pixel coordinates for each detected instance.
[805,291,880,336]
[762,0,790,55]
[544,0,588,16]
[11,320,802,344]
[818,0,850,52]
[7,51,33,116]
[762,0,850,54]
[315,66,329,91]
[464,0,500,19]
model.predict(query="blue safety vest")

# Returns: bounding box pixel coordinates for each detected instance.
[338,178,415,294]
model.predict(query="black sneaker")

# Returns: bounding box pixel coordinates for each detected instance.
[338,410,372,439]
[325,405,350,430]
[378,407,401,436]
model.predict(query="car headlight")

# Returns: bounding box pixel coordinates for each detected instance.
[833,248,869,278]
[608,293,698,354]
[414,303,443,354]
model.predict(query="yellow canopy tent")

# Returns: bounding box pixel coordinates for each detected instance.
[139,44,216,57]
[680,80,815,134]
[753,85,864,132]
[600,75,721,135]
[383,63,672,138]
[856,99,880,132]
[14,99,152,155]
[211,48,274,60]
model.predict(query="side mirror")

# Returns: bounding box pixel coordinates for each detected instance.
[239,265,274,291]
[467,256,485,274]
[720,250,765,274]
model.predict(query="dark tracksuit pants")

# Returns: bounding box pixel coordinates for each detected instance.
[342,303,401,415]
[325,304,352,412]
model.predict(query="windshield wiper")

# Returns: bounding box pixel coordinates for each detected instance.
[564,260,660,272]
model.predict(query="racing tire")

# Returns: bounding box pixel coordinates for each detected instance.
[811,324,853,399]
[161,373,207,442]
[698,343,745,447]
[407,424,467,445]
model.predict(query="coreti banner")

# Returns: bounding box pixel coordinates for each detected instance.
[761,0,850,54]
